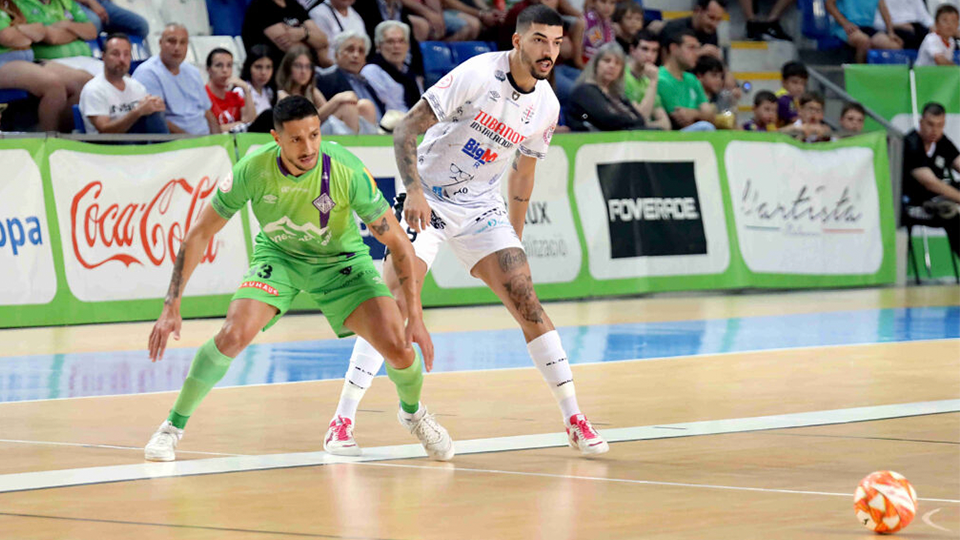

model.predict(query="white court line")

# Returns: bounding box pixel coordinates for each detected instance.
[922,508,952,532]
[1,399,959,497]
[2,338,957,406]
[0,439,241,457]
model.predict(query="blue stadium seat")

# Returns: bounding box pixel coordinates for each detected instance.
[420,41,454,88]
[643,9,662,22]
[798,0,843,49]
[0,89,29,103]
[87,38,102,59]
[866,49,917,64]
[955,49,960,64]
[449,41,493,64]
[72,105,85,133]
[128,34,149,72]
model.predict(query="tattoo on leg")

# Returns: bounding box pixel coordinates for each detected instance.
[371,217,389,235]
[503,273,544,324]
[497,248,527,273]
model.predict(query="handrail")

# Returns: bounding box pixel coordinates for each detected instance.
[807,65,905,138]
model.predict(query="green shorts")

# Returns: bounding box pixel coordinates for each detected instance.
[232,247,392,337]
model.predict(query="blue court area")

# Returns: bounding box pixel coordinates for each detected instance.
[1,306,957,403]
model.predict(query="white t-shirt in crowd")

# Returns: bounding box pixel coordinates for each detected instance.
[79,74,148,133]
[873,0,933,30]
[418,51,560,206]
[308,0,365,43]
[915,33,957,67]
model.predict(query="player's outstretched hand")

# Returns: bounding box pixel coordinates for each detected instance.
[405,316,434,371]
[403,190,433,233]
[149,305,182,362]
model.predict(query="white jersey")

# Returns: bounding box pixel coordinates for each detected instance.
[418,51,560,206]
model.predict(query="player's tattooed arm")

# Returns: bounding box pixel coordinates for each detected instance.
[164,246,186,305]
[507,153,538,240]
[371,216,390,236]
[393,99,439,194]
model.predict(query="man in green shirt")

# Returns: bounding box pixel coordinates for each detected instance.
[624,29,671,130]
[656,28,716,131]
[144,96,454,462]
[15,0,96,59]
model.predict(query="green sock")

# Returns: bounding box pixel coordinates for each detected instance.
[386,348,423,414]
[167,337,234,429]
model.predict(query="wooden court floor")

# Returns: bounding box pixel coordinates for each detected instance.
[0,286,958,539]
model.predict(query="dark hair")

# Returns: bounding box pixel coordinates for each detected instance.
[241,44,273,81]
[841,101,865,117]
[695,0,727,10]
[692,54,723,75]
[273,95,320,130]
[662,27,697,53]
[799,91,824,107]
[104,32,130,52]
[754,90,777,106]
[781,61,808,81]
[922,101,946,117]
[632,29,658,49]
[935,3,959,20]
[516,4,563,32]
[205,47,233,68]
[613,2,644,23]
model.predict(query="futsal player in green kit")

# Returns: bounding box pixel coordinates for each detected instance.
[144,96,454,462]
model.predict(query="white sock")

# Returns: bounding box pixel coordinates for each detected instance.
[527,330,581,423]
[398,402,423,422]
[334,337,385,423]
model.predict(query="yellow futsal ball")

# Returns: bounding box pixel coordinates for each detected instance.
[853,471,918,534]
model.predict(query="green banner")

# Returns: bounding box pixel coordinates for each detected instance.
[0,131,895,328]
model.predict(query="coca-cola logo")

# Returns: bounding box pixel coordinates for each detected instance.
[70,176,221,269]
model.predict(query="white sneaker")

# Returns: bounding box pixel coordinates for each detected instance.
[566,413,609,455]
[324,415,361,456]
[398,405,455,461]
[144,420,183,462]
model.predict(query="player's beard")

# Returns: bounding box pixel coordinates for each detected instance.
[521,44,554,81]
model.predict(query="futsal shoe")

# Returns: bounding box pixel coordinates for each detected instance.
[398,405,455,461]
[566,414,609,455]
[144,420,184,462]
[324,416,361,456]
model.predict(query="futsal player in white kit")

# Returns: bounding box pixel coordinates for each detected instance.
[324,4,609,457]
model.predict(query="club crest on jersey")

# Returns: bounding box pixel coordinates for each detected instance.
[522,105,535,124]
[313,192,336,214]
[511,90,520,101]
[488,90,500,102]
[462,138,498,167]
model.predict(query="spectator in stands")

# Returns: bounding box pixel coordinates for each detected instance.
[75,0,149,38]
[624,29,670,130]
[316,31,384,124]
[353,0,426,77]
[361,21,422,114]
[439,0,496,42]
[838,101,865,135]
[582,0,616,63]
[392,0,447,41]
[0,0,85,131]
[825,0,902,63]
[660,0,725,59]
[613,2,643,53]
[873,0,933,51]
[276,44,374,134]
[775,61,806,127]
[307,0,365,44]
[742,90,778,131]
[242,0,332,68]
[240,44,276,132]
[15,0,101,77]
[739,0,793,41]
[692,54,724,103]
[657,29,715,131]
[132,23,219,135]
[782,91,832,142]
[902,101,960,257]
[567,42,646,131]
[205,48,256,133]
[241,44,277,117]
[79,33,167,134]
[915,4,958,67]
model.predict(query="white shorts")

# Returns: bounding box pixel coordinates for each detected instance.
[395,192,524,272]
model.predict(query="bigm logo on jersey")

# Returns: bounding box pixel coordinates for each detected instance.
[462,138,498,167]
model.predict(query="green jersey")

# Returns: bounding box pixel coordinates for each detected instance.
[656,66,708,114]
[212,141,389,263]
[15,0,93,59]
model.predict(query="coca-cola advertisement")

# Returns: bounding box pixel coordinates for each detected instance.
[0,147,57,306]
[49,143,249,302]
